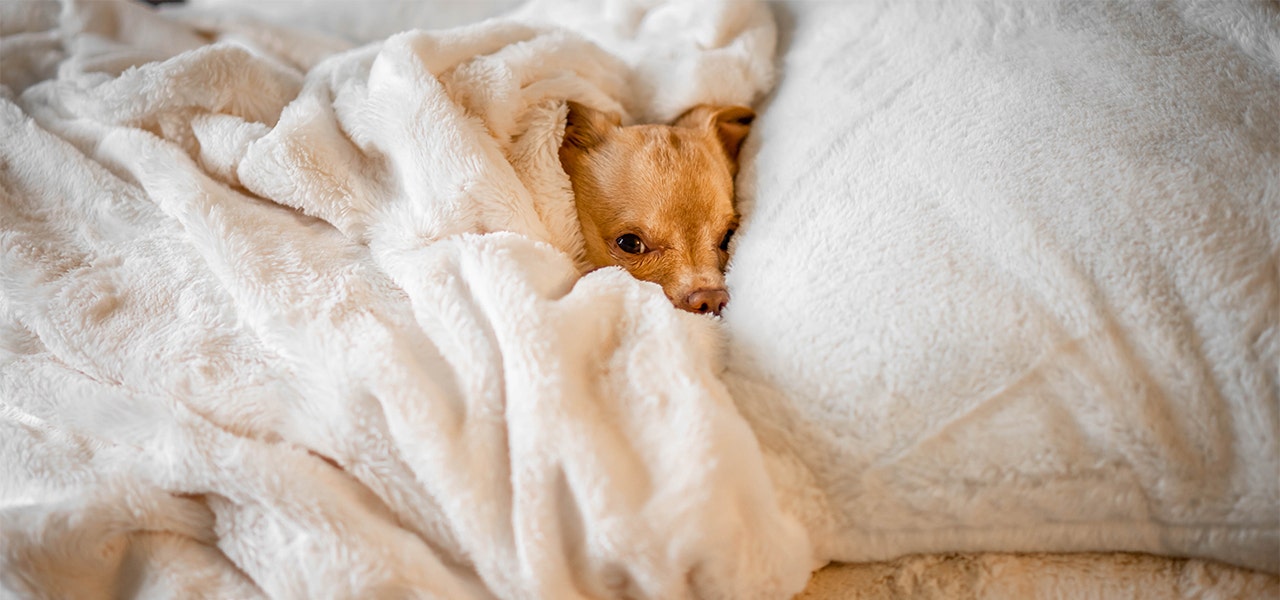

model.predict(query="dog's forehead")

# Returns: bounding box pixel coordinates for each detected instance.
[623,128,733,201]
[628,125,707,164]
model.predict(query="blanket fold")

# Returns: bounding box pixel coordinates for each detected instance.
[0,0,811,598]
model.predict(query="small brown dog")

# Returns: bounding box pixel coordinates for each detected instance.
[559,101,755,315]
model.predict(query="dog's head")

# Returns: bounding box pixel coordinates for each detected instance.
[559,101,755,315]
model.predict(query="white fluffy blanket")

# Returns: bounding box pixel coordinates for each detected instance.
[0,1,812,598]
[4,0,1279,598]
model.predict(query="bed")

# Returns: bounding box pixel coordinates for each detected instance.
[1,0,1276,598]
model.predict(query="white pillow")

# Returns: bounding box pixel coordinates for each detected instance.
[725,0,1279,573]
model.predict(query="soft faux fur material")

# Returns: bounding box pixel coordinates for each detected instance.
[0,1,807,598]
[726,0,1279,576]
[1,0,1277,598]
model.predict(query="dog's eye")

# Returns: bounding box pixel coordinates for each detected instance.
[616,234,646,254]
[719,229,735,252]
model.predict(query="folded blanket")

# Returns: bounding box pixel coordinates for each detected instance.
[0,1,811,597]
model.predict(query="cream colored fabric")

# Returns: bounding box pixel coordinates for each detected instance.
[2,0,1277,597]
[727,0,1279,574]
[0,1,807,598]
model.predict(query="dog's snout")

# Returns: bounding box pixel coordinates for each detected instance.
[682,288,729,316]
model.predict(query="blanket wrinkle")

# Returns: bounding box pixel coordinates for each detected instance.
[507,0,775,122]
[1,0,811,598]
[11,0,1273,596]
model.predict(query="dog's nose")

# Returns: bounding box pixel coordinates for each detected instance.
[683,288,729,315]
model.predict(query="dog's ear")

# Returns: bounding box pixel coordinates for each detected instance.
[674,104,756,165]
[563,101,620,149]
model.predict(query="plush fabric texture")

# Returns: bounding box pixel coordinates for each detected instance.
[0,1,811,598]
[2,0,1278,598]
[726,0,1279,575]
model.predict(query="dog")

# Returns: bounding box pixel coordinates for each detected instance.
[559,101,755,315]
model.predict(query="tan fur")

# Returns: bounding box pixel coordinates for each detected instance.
[559,101,754,315]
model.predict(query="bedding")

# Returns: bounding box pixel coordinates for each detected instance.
[1,0,1277,599]
[1,1,808,597]
[726,0,1280,575]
